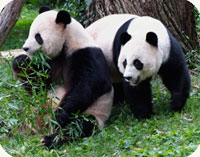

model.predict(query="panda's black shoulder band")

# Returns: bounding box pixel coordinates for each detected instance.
[113,18,135,70]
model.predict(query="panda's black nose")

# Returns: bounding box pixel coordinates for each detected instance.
[124,76,132,80]
[23,47,29,52]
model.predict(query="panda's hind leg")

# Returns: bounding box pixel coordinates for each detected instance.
[158,66,190,111]
[41,115,97,149]
[158,32,191,111]
[123,78,153,119]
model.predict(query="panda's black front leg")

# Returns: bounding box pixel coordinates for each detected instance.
[113,82,125,105]
[40,82,97,148]
[123,78,153,119]
[54,87,93,127]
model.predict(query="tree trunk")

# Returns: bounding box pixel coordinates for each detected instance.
[0,0,24,48]
[85,0,199,53]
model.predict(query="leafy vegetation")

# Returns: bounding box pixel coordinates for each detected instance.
[185,49,200,72]
[0,4,200,157]
[185,8,200,72]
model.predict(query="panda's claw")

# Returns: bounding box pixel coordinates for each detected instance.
[41,134,56,149]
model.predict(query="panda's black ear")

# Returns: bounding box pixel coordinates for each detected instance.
[146,32,158,47]
[120,32,131,45]
[39,6,51,14]
[56,10,71,28]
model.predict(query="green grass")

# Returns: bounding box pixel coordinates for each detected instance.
[0,55,200,156]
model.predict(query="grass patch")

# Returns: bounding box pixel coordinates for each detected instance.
[0,55,200,156]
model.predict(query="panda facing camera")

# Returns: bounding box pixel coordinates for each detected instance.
[86,15,191,119]
[12,6,113,148]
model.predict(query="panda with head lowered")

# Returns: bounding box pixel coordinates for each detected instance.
[12,6,113,148]
[86,15,191,119]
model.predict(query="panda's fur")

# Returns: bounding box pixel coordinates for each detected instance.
[48,86,113,127]
[117,16,170,84]
[0,145,11,157]
[23,10,97,57]
[87,14,139,83]
[86,14,191,119]
[12,6,113,148]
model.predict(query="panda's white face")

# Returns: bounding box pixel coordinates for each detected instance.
[23,10,66,58]
[118,31,163,86]
[117,16,171,86]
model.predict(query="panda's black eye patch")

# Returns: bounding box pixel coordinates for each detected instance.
[133,59,143,70]
[123,59,127,68]
[35,33,43,45]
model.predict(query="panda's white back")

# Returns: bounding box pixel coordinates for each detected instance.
[64,18,98,55]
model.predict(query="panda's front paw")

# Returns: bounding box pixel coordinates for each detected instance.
[134,112,152,119]
[170,101,184,112]
[41,134,57,149]
[12,54,30,75]
[41,133,68,149]
[170,92,188,111]
[133,108,154,119]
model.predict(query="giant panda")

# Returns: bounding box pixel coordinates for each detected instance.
[12,6,113,148]
[86,15,191,119]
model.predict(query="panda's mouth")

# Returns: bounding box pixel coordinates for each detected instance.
[27,51,35,55]
[124,77,140,86]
